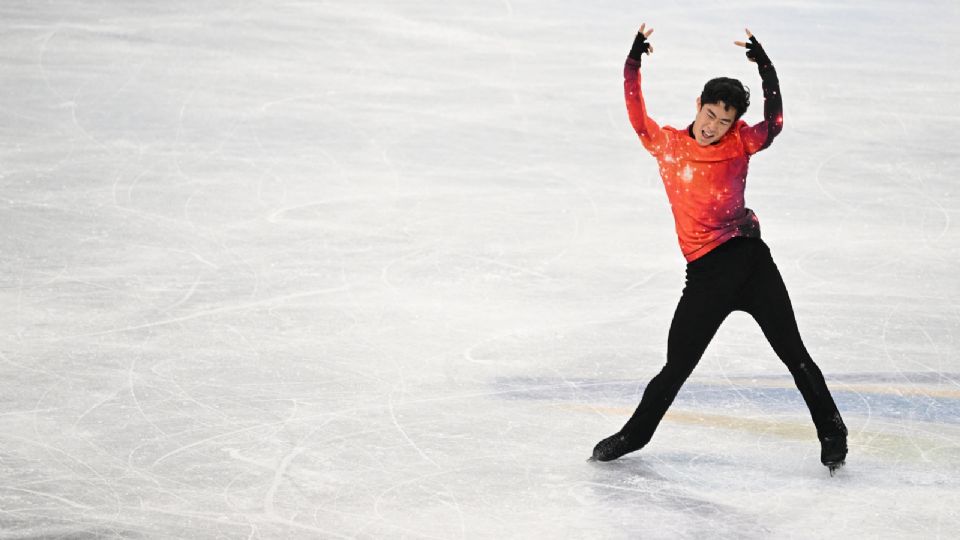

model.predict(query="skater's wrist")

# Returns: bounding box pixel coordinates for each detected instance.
[627,32,651,62]
[745,36,774,72]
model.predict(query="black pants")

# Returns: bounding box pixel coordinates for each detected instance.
[620,237,846,447]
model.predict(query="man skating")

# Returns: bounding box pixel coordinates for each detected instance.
[591,24,848,475]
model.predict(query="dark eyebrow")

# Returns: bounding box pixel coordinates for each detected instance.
[708,108,732,123]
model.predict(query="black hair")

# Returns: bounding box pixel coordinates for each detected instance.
[700,77,750,120]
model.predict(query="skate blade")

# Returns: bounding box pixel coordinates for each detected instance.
[826,461,845,477]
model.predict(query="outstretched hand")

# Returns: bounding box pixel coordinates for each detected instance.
[637,23,655,55]
[733,28,754,57]
[734,28,771,67]
[628,23,655,61]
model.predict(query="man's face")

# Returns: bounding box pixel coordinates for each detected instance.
[693,98,738,146]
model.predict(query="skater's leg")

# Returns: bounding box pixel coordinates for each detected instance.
[618,289,731,445]
[593,247,738,461]
[740,242,847,440]
[593,292,730,461]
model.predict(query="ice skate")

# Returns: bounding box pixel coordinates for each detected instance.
[589,432,643,462]
[820,434,847,476]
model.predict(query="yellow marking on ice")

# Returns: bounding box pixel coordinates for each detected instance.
[572,404,814,440]
[561,403,960,462]
[841,383,960,399]
[696,379,960,399]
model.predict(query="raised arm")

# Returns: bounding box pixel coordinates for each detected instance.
[735,30,783,154]
[624,24,665,155]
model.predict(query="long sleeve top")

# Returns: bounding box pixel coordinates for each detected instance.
[625,57,783,262]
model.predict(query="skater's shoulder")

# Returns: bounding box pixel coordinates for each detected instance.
[658,124,687,137]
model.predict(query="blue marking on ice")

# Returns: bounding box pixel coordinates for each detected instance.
[492,375,960,425]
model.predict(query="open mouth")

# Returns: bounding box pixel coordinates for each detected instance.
[701,129,714,140]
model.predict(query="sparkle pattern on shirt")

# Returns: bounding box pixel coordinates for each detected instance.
[623,59,780,262]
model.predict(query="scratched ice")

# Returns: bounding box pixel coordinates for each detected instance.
[1,1,959,538]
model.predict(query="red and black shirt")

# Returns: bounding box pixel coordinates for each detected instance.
[624,57,783,262]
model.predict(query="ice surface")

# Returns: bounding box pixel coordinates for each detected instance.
[1,0,959,538]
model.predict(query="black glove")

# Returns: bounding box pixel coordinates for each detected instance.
[744,36,772,71]
[628,32,651,62]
